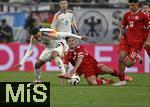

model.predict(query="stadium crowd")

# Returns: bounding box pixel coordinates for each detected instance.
[0,0,149,43]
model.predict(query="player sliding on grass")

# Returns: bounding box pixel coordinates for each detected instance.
[114,0,150,86]
[13,27,87,83]
[58,37,133,86]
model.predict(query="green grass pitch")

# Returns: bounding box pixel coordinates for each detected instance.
[0,72,150,107]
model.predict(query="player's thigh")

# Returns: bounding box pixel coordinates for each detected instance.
[86,75,97,85]
[82,63,97,79]
[101,65,113,74]
[52,44,64,58]
[39,48,53,62]
[127,41,143,61]
[118,51,128,62]
[119,38,129,54]
[119,38,129,58]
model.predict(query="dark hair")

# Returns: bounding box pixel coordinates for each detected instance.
[1,19,6,23]
[65,37,74,41]
[30,27,40,35]
[129,0,139,3]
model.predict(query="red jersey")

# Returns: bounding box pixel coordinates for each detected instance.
[64,45,104,78]
[143,13,150,42]
[64,45,97,66]
[122,9,150,41]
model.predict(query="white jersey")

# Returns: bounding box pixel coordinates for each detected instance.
[51,10,74,33]
[35,28,58,48]
[51,10,75,52]
[19,28,82,65]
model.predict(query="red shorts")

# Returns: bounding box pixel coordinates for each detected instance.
[119,37,144,60]
[119,37,143,53]
[76,61,104,79]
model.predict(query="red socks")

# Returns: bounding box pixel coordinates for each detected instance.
[96,79,103,86]
[119,73,125,81]
[111,69,119,77]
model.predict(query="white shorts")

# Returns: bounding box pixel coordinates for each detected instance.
[53,43,65,57]
[54,39,69,54]
[39,43,67,62]
[39,48,53,62]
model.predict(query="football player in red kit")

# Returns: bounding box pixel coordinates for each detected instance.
[58,37,132,86]
[114,0,150,86]
[143,4,150,57]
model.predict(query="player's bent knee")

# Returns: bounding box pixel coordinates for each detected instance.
[35,60,45,69]
[125,59,134,68]
[35,62,40,69]
[118,53,126,62]
[101,65,113,74]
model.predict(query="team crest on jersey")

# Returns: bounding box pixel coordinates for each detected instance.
[135,16,139,20]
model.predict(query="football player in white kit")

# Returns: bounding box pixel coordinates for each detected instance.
[13,27,87,83]
[51,0,79,75]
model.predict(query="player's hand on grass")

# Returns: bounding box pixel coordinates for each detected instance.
[57,73,72,79]
[81,35,88,41]
[144,41,150,48]
[13,64,22,69]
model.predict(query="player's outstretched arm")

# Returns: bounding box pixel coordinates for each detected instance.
[13,37,35,69]
[70,55,84,74]
[58,32,88,41]
[119,28,126,41]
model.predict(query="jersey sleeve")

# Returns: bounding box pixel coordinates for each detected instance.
[143,13,150,30]
[63,53,70,65]
[57,32,82,39]
[77,45,85,56]
[121,13,128,29]
[51,13,59,29]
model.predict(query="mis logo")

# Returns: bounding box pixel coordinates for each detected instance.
[0,82,50,107]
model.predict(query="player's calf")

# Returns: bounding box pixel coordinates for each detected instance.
[51,51,66,74]
[34,60,45,80]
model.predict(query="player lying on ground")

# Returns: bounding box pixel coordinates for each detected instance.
[13,27,87,83]
[58,37,133,86]
[114,0,150,86]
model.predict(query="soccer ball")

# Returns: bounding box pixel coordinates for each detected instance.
[68,74,80,86]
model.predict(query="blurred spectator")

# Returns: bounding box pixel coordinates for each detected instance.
[24,13,36,34]
[51,0,59,2]
[24,13,37,42]
[112,10,122,43]
[0,19,13,43]
[109,0,128,4]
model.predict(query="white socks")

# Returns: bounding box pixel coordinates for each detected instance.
[35,69,41,80]
[54,56,66,74]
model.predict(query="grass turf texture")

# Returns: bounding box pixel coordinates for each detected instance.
[0,72,150,107]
